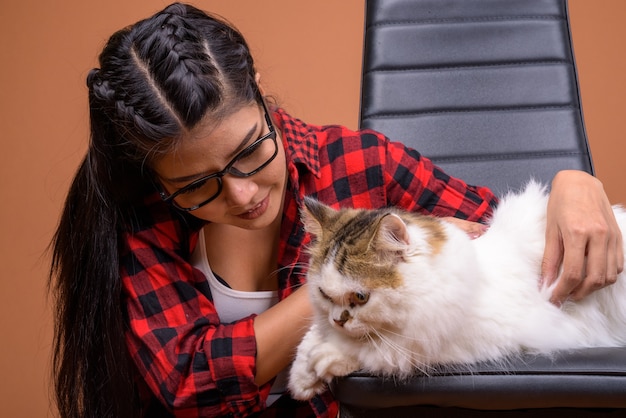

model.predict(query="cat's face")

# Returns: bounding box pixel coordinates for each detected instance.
[307,260,408,339]
[301,198,418,338]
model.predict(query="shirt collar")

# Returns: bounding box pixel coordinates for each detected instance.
[273,107,321,179]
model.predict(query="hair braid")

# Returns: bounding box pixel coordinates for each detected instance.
[138,11,223,126]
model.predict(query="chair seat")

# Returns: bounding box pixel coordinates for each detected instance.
[332,347,626,410]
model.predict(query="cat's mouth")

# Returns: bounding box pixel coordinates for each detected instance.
[331,314,373,339]
[332,309,352,327]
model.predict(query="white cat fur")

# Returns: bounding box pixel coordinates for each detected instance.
[288,181,626,400]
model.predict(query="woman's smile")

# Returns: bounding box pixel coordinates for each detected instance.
[235,193,270,220]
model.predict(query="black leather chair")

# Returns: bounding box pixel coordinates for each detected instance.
[330,0,626,416]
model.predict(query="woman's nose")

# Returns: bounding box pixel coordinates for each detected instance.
[221,175,258,205]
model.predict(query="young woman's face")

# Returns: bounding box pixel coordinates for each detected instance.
[152,102,287,229]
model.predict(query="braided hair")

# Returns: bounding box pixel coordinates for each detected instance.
[49,4,259,417]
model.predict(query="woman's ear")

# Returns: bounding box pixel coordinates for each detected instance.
[255,72,265,95]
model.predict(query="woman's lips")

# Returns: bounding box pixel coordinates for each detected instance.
[236,194,269,220]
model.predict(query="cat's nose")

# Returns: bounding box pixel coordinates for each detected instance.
[334,310,351,327]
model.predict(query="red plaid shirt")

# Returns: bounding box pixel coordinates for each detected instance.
[121,108,497,417]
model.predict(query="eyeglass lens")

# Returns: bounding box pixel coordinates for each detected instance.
[171,133,277,210]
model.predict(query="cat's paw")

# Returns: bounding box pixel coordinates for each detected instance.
[288,354,328,400]
[288,371,327,400]
[308,343,360,382]
[288,325,329,400]
[289,342,360,400]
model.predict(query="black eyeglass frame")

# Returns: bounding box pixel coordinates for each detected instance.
[158,100,278,212]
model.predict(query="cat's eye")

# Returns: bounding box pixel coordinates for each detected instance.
[350,292,370,306]
[319,287,333,302]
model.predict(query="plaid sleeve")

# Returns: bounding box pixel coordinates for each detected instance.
[381,133,497,221]
[306,125,496,222]
[120,197,270,417]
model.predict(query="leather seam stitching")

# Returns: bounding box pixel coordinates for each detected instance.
[369,15,565,28]
[364,61,572,75]
[363,105,578,118]
[432,151,587,164]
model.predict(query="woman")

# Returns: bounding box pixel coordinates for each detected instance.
[49,3,623,417]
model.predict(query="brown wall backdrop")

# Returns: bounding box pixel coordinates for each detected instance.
[1,1,623,416]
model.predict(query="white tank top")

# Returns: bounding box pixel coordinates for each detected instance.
[190,228,287,405]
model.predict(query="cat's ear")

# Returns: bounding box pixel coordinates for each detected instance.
[375,213,411,253]
[301,197,332,239]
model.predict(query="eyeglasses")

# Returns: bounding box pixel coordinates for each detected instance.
[158,101,278,211]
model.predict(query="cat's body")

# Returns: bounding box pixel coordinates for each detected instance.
[288,182,626,400]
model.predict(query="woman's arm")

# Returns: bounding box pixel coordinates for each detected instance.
[253,284,312,385]
[382,137,498,221]
[121,205,275,416]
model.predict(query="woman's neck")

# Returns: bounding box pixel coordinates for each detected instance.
[203,214,282,291]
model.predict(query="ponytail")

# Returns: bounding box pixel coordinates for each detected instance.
[49,98,142,418]
[49,3,262,416]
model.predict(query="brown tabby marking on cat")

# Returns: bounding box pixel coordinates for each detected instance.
[402,214,447,255]
[302,197,447,290]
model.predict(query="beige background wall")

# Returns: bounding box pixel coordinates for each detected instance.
[0,1,623,416]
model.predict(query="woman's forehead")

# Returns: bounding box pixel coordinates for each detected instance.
[152,103,263,181]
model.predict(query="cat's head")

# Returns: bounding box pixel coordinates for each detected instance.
[301,197,446,338]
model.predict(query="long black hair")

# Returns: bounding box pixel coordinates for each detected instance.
[49,4,260,417]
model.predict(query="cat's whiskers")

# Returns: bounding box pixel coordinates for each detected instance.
[367,328,435,375]
[379,327,429,343]
[367,330,409,359]
[269,262,312,293]
[272,262,310,277]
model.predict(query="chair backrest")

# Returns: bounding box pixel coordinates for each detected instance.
[360,0,594,196]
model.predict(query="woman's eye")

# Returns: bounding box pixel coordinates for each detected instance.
[180,179,206,195]
[238,140,263,160]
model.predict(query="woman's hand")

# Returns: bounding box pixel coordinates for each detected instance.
[442,217,488,240]
[542,170,623,306]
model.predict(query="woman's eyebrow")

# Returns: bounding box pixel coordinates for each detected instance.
[162,122,259,184]
[226,121,260,159]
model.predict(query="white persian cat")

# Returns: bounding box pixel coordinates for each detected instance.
[288,182,626,400]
